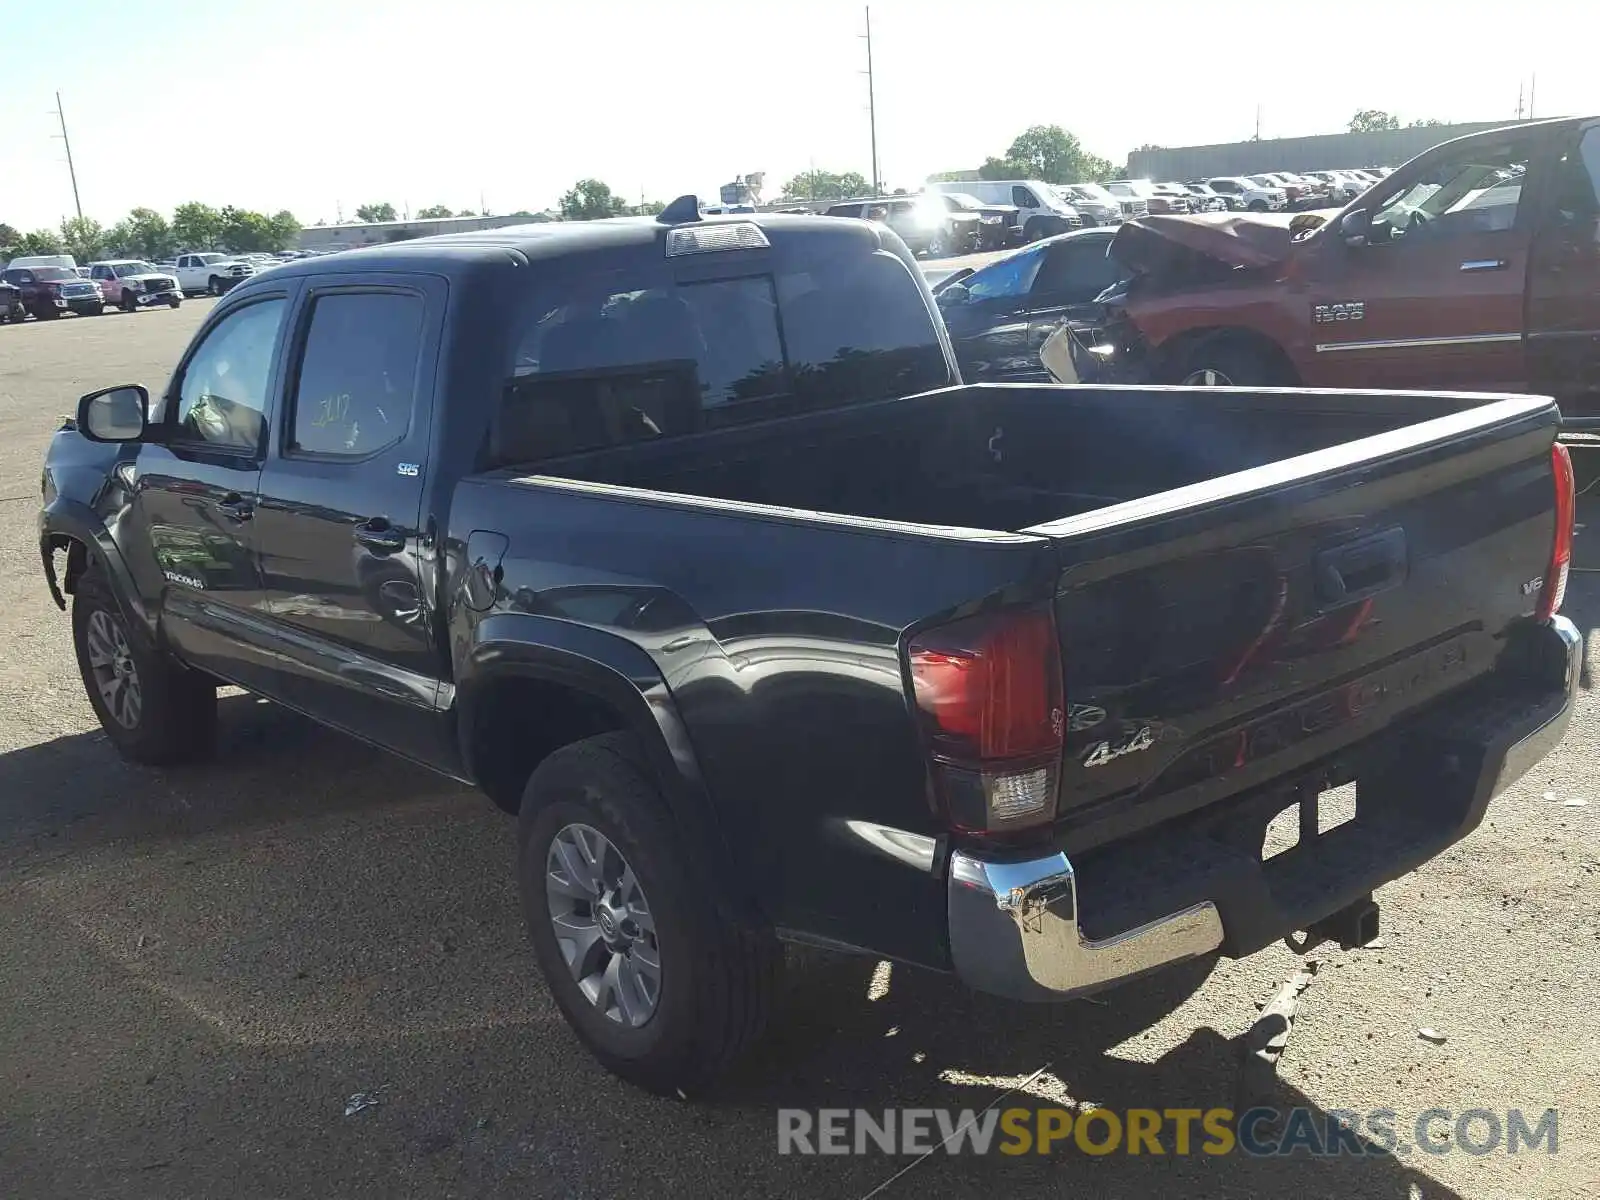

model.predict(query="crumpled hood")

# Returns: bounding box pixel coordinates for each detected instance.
[1109,209,1338,275]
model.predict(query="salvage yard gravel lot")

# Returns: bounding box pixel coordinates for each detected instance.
[1,303,1597,1199]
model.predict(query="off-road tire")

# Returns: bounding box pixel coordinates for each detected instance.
[517,731,782,1096]
[71,562,217,765]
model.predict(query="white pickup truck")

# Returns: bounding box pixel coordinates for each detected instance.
[171,252,256,297]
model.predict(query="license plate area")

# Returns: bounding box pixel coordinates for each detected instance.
[1262,782,1358,861]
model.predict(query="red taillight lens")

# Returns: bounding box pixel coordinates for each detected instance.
[908,607,1063,833]
[1538,442,1575,620]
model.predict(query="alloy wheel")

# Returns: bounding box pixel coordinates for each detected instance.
[85,609,143,729]
[545,823,661,1027]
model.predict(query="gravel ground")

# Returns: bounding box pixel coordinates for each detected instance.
[0,303,1597,1199]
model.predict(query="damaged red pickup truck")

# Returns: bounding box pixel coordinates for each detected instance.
[1071,117,1600,414]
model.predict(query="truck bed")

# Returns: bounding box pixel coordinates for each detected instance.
[517,382,1518,532]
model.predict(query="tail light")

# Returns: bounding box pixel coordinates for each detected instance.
[1537,442,1575,620]
[907,606,1063,835]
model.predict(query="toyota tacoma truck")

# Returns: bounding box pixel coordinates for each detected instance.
[38,201,1580,1095]
[1070,116,1600,416]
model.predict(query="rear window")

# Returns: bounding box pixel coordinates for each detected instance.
[493,250,948,465]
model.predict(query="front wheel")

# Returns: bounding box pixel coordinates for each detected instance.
[168,296,182,309]
[1024,219,1050,243]
[33,306,59,320]
[86,303,105,317]
[71,563,218,765]
[208,276,224,296]
[518,732,782,1095]
[925,229,947,258]
[1247,199,1268,212]
[120,291,137,313]
[1172,338,1292,388]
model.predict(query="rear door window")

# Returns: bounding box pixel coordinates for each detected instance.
[496,250,949,464]
[287,291,424,457]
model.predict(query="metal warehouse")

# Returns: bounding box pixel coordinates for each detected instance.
[1127,118,1540,181]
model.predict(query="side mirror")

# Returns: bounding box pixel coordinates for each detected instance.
[77,385,149,443]
[1338,209,1371,246]
[936,283,970,307]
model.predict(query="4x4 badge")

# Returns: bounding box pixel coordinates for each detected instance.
[1083,725,1155,768]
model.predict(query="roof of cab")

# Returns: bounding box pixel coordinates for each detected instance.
[262,210,880,283]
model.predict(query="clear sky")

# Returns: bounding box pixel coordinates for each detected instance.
[2,0,1593,231]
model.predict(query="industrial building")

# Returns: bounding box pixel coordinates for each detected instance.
[296,212,553,252]
[1126,118,1538,182]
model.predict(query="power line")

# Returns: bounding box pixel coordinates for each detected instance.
[51,91,83,221]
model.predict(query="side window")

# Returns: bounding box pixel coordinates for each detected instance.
[91,266,107,280]
[1369,139,1533,243]
[172,299,287,451]
[964,249,1043,303]
[288,292,424,457]
[1012,186,1038,209]
[1551,127,1600,224]
[1031,239,1124,303]
[16,271,33,284]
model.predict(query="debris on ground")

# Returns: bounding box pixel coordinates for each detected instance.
[1418,1027,1447,1045]
[1562,799,1588,808]
[1237,962,1318,1113]
[1544,791,1559,802]
[344,1091,383,1117]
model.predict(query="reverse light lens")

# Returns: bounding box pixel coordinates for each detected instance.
[1538,442,1575,620]
[985,767,1053,822]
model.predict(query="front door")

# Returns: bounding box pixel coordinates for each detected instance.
[1305,131,1539,393]
[125,293,294,689]
[937,245,1045,381]
[251,275,452,766]
[1528,122,1600,415]
[1024,232,1125,365]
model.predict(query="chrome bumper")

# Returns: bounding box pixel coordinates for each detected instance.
[948,849,1223,1001]
[948,614,1580,1001]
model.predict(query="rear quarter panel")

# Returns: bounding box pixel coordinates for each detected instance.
[447,474,1058,968]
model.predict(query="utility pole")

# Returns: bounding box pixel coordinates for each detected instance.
[862,7,880,194]
[1516,80,1525,121]
[52,91,84,221]
[1254,104,1262,141]
[1529,73,1537,119]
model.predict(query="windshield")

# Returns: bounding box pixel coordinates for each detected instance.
[942,193,984,210]
[199,253,227,265]
[115,262,158,276]
[1247,176,1281,188]
[1065,183,1116,205]
[33,267,76,281]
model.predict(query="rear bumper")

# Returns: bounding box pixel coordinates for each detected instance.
[948,615,1581,1001]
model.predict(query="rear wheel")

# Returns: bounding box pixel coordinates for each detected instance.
[71,562,217,765]
[1172,337,1293,388]
[518,732,782,1095]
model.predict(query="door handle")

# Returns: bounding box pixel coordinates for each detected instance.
[353,519,406,554]
[1459,258,1508,272]
[215,494,254,522]
[1314,527,1407,609]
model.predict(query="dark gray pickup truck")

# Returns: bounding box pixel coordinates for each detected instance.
[39,199,1580,1094]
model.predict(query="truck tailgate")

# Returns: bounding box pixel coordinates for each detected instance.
[1029,395,1562,848]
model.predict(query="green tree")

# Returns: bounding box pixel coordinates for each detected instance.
[119,207,174,259]
[979,125,1113,185]
[416,205,454,219]
[59,216,107,263]
[779,169,870,202]
[172,202,224,250]
[1409,117,1448,128]
[559,179,629,221]
[630,199,666,216]
[267,210,300,252]
[355,202,398,223]
[0,222,21,260]
[218,206,276,252]
[1349,109,1401,133]
[926,169,981,183]
[16,229,65,256]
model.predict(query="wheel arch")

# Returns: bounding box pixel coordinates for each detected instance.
[455,614,736,876]
[39,499,151,632]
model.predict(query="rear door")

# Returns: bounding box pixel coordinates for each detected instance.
[250,272,453,765]
[1305,130,1541,392]
[1527,121,1600,414]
